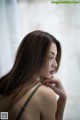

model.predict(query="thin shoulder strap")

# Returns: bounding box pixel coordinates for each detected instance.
[16,84,41,120]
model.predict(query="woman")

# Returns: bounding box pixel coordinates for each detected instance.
[0,30,67,120]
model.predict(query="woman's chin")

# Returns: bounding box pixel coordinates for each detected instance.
[46,74,53,78]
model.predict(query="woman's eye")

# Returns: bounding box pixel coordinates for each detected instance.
[49,56,54,59]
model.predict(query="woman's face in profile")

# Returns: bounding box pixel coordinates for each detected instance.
[40,42,58,78]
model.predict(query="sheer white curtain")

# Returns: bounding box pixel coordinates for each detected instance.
[0,0,21,76]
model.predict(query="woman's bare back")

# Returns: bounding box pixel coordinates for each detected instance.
[8,83,57,120]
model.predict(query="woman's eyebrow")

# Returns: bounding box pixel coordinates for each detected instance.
[50,51,55,55]
[50,51,57,56]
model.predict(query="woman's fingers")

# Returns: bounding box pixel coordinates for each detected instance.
[42,78,60,86]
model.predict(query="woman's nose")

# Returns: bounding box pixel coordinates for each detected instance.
[51,60,57,68]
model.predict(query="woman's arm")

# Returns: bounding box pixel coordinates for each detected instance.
[56,96,67,120]
[43,78,67,120]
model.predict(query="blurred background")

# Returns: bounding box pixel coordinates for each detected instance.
[0,0,80,119]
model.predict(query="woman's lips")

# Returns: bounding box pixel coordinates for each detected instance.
[49,70,55,74]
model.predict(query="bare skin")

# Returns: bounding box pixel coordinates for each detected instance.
[8,82,57,120]
[8,79,67,120]
[43,78,67,120]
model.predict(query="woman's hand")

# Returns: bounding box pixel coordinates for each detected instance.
[42,77,67,100]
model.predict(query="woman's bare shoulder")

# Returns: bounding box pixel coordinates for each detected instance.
[38,84,56,98]
[36,84,57,107]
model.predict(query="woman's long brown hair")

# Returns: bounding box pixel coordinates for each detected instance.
[0,30,61,111]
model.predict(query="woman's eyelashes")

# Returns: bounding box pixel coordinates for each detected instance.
[48,55,54,60]
[49,56,54,59]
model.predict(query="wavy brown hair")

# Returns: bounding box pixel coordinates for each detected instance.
[0,30,61,111]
